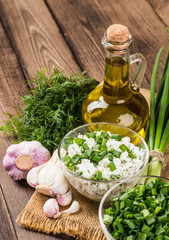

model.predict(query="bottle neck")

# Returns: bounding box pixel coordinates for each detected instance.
[103,49,130,98]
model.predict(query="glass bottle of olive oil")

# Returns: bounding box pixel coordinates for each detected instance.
[81,25,149,138]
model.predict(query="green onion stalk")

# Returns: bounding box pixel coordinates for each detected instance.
[144,46,169,179]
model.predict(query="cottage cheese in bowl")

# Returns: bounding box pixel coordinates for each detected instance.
[58,123,149,201]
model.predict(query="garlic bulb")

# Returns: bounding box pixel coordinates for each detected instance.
[43,198,80,218]
[3,141,50,180]
[27,148,69,197]
[57,189,72,206]
[43,198,60,218]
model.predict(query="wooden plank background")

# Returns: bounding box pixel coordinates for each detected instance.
[0,0,168,239]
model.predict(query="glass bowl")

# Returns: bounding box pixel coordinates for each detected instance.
[58,122,149,201]
[99,175,169,240]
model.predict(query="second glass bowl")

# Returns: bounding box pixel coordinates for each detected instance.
[99,175,169,240]
[58,122,149,201]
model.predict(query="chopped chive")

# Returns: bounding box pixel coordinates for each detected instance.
[64,137,73,146]
[103,214,113,224]
[137,232,147,240]
[96,170,102,180]
[110,174,117,179]
[100,145,107,151]
[120,144,128,152]
[74,138,86,145]
[108,162,116,171]
[110,148,121,158]
[140,209,150,217]
[71,154,81,164]
[145,214,155,225]
[124,219,136,230]
[76,171,83,176]
[81,143,89,150]
[85,149,93,157]
[120,144,135,159]
[96,136,102,144]
[85,132,96,138]
[92,155,103,162]
[99,150,108,158]
[95,144,101,150]
[158,215,167,223]
[108,154,114,161]
[110,134,122,141]
[141,224,150,233]
[102,138,107,146]
[62,155,71,163]
[155,226,165,235]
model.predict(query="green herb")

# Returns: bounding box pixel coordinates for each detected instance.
[108,162,116,171]
[0,69,98,153]
[76,171,83,176]
[103,178,169,239]
[144,45,169,179]
[110,148,121,158]
[74,138,86,146]
[64,137,73,147]
[71,154,81,164]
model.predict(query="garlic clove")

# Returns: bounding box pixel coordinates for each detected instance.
[49,168,69,195]
[43,198,59,218]
[27,164,46,187]
[57,189,72,207]
[36,185,53,196]
[44,161,60,186]
[61,201,80,214]
[50,149,59,163]
[54,212,61,218]
[37,161,53,185]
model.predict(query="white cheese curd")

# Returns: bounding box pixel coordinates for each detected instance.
[76,159,96,178]
[65,131,145,181]
[67,143,81,157]
[106,139,121,151]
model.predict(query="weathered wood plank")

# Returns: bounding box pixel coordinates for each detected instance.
[46,0,168,89]
[0,186,17,240]
[147,0,169,26]
[0,20,73,240]
[0,0,81,82]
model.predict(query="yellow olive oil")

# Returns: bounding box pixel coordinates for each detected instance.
[81,56,149,139]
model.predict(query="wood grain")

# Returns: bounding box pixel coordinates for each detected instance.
[0,186,17,240]
[148,0,169,26]
[0,0,80,82]
[46,0,168,89]
[0,20,73,240]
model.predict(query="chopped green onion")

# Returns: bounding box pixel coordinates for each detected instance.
[108,154,114,161]
[110,148,121,158]
[76,171,83,176]
[81,143,89,150]
[110,134,122,141]
[85,132,96,138]
[64,137,73,146]
[108,162,116,171]
[96,170,102,180]
[71,154,81,164]
[103,214,113,224]
[74,138,86,145]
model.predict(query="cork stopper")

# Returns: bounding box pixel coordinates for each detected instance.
[16,154,34,171]
[107,24,129,43]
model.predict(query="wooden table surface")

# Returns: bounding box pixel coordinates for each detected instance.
[0,0,169,239]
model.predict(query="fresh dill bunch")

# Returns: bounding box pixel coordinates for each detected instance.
[0,69,98,153]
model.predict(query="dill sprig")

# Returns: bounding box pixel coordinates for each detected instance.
[0,69,98,153]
